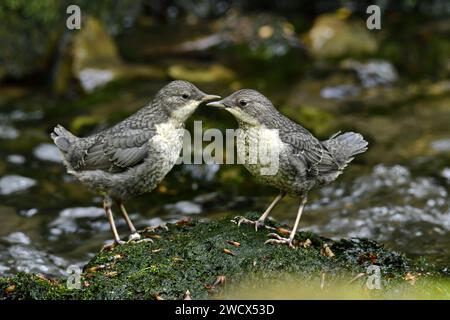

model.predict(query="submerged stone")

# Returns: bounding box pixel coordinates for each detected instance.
[33,143,62,163]
[0,175,36,195]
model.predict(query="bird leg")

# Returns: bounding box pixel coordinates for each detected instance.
[235,192,286,231]
[265,195,307,248]
[116,201,154,243]
[116,200,142,241]
[104,196,125,245]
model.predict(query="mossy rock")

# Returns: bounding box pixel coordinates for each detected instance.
[303,13,378,59]
[0,0,143,80]
[0,213,443,300]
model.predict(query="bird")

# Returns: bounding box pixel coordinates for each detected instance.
[51,80,220,244]
[207,89,368,248]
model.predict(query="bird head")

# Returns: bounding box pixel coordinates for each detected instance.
[156,80,220,122]
[207,89,277,126]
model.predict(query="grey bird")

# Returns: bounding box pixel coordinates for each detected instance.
[51,80,220,244]
[208,89,368,248]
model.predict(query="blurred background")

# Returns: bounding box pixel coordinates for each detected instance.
[0,0,449,277]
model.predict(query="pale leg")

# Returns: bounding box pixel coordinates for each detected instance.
[235,192,286,231]
[104,196,124,244]
[116,200,141,241]
[265,195,307,248]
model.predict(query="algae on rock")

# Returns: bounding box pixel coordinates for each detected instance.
[0,213,443,300]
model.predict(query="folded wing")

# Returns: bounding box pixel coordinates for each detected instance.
[78,130,155,172]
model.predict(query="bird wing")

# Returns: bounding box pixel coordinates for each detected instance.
[279,127,325,177]
[78,129,155,172]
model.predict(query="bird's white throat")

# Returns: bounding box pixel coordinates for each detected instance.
[171,100,199,122]
[226,108,260,126]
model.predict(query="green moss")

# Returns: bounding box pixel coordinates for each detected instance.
[0,273,70,300]
[0,213,444,300]
[281,105,335,137]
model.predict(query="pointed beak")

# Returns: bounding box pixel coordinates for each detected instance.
[201,94,221,103]
[206,100,226,108]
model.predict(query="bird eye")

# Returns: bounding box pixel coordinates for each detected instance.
[239,100,247,107]
[182,93,190,99]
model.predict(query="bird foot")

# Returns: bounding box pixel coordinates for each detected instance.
[264,233,295,249]
[128,232,141,241]
[233,216,265,231]
[102,239,125,251]
[132,238,154,244]
[126,232,154,244]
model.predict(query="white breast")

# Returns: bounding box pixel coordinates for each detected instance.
[152,120,184,165]
[237,126,285,176]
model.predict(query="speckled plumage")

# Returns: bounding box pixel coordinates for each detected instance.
[208,89,368,247]
[51,80,220,243]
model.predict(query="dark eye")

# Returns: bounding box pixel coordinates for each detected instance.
[182,93,190,99]
[239,100,247,107]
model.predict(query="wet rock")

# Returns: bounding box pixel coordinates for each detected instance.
[49,207,105,236]
[164,201,202,215]
[320,84,360,100]
[0,123,19,139]
[6,155,25,165]
[341,59,398,88]
[431,138,450,152]
[33,143,62,163]
[154,11,303,59]
[54,16,165,93]
[19,208,38,218]
[0,175,37,195]
[140,217,165,228]
[304,13,378,59]
[0,1,143,80]
[0,231,71,277]
[0,244,68,277]
[442,168,450,183]
[183,164,220,182]
[0,214,440,300]
[3,232,31,245]
[78,69,115,93]
[3,110,44,121]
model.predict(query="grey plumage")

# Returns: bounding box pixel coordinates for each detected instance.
[208,89,368,247]
[51,80,220,244]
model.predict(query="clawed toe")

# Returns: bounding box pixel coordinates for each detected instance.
[233,216,265,231]
[102,239,125,251]
[134,238,154,244]
[127,233,154,244]
[265,233,295,248]
[128,232,141,241]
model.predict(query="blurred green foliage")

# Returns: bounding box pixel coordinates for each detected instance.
[0,0,142,78]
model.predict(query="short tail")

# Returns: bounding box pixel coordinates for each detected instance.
[50,125,77,153]
[323,131,368,169]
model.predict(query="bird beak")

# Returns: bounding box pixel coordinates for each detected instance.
[201,94,221,102]
[206,100,226,108]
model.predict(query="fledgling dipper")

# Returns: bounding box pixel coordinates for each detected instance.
[51,81,220,244]
[208,90,368,248]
